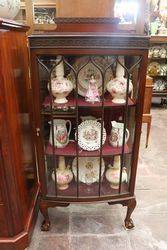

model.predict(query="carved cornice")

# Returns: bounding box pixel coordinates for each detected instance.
[29,34,149,50]
[54,17,120,24]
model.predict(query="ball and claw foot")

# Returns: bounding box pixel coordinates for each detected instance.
[41,220,50,231]
[124,218,135,230]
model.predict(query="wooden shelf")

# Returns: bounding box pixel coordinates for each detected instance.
[149,75,167,78]
[150,35,167,44]
[45,137,131,157]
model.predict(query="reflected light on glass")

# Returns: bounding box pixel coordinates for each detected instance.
[114,0,139,24]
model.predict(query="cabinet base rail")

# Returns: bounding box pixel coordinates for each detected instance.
[39,196,136,231]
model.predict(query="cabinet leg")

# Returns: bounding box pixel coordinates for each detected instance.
[146,117,152,148]
[123,198,136,230]
[40,203,50,231]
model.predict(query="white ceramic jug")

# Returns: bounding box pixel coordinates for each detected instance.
[49,119,71,148]
[109,121,129,147]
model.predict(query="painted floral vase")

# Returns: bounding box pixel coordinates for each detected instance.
[105,155,128,189]
[0,0,20,19]
[106,56,133,104]
[52,156,73,190]
[48,56,73,104]
[49,119,71,148]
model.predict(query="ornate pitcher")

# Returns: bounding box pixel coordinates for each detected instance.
[109,121,129,147]
[49,119,71,148]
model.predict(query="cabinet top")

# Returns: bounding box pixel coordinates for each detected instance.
[29,32,150,50]
[0,18,29,32]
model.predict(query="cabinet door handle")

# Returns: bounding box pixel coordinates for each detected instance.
[36,128,40,137]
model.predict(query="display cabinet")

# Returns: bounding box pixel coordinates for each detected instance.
[29,22,149,231]
[0,19,39,250]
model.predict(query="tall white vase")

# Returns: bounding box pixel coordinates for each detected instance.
[0,0,20,19]
[106,56,133,104]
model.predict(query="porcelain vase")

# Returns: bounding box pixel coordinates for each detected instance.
[52,156,73,190]
[106,56,133,104]
[0,0,20,19]
[105,155,127,189]
[48,56,73,104]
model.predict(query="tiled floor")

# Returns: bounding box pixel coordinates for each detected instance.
[28,107,167,250]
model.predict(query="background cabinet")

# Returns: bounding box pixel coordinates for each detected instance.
[148,36,167,103]
[0,19,39,250]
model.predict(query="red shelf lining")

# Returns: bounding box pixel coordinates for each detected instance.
[42,95,135,109]
[45,137,131,157]
[47,178,129,197]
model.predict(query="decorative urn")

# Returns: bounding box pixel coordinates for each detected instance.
[0,0,20,19]
[52,156,73,190]
[106,56,133,104]
[105,155,127,189]
[48,56,73,104]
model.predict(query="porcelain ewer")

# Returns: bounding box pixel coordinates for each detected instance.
[49,119,71,148]
[109,121,129,147]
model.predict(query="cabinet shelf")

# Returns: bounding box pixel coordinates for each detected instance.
[45,137,131,157]
[47,178,129,198]
[42,95,135,113]
[153,91,167,97]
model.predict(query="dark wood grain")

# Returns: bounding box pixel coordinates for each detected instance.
[0,19,39,250]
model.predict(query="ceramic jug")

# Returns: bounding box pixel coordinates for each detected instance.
[52,156,73,190]
[49,119,71,148]
[48,55,73,104]
[105,155,127,189]
[109,121,129,147]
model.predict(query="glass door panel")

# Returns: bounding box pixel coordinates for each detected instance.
[37,54,141,199]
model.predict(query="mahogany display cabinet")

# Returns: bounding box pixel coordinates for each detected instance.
[0,19,39,250]
[29,25,149,231]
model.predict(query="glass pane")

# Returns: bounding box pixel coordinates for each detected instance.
[37,54,141,199]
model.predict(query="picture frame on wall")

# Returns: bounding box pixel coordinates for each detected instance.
[34,6,56,24]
